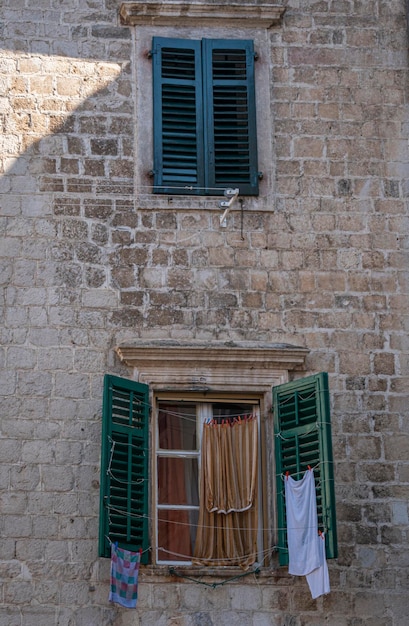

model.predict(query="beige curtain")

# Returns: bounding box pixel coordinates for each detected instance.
[193,417,258,568]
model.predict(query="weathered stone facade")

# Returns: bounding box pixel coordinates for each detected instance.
[1,0,409,624]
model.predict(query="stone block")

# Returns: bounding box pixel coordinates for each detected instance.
[0,609,22,626]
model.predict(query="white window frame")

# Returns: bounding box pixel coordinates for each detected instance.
[154,395,262,566]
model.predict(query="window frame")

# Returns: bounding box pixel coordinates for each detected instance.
[125,21,277,211]
[153,394,264,566]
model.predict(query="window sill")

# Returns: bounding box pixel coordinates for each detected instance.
[138,563,291,584]
[133,193,274,213]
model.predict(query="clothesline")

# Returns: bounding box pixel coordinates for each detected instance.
[106,464,333,489]
[112,388,331,425]
[107,435,334,480]
[105,534,289,565]
[105,534,150,556]
[109,423,328,450]
[106,501,332,535]
[159,543,282,564]
[204,414,256,426]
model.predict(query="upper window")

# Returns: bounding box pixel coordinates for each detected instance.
[152,37,259,196]
[120,1,285,209]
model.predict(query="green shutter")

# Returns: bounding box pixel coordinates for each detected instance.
[99,375,150,563]
[152,37,259,196]
[273,373,337,566]
[203,39,259,195]
[152,37,204,195]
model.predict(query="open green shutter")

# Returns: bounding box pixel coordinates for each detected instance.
[203,39,259,195]
[152,37,204,195]
[273,372,337,566]
[99,375,150,563]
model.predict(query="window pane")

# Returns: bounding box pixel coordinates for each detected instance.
[157,457,199,506]
[157,509,199,562]
[212,402,254,422]
[158,402,197,450]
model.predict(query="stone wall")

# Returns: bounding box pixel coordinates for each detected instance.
[0,0,408,624]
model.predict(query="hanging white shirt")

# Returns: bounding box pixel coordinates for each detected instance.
[284,469,330,598]
[285,469,320,576]
[306,532,330,599]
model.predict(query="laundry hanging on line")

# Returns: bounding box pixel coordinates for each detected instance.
[284,468,330,599]
[109,543,141,608]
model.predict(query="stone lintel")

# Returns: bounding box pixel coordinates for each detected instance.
[119,2,286,28]
[115,341,308,391]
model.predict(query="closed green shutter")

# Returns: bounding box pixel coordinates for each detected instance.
[203,39,259,195]
[152,37,259,196]
[153,37,204,195]
[273,373,337,566]
[99,375,150,563]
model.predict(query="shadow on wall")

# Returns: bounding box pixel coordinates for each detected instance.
[0,15,147,326]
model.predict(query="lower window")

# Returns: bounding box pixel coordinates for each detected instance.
[98,372,337,568]
[155,398,262,566]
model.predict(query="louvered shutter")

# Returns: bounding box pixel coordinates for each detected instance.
[273,373,337,566]
[99,375,150,562]
[203,39,259,195]
[153,37,204,195]
[152,37,259,196]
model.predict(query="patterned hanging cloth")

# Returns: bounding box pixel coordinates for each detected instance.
[109,544,141,608]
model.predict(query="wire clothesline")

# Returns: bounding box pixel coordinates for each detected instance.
[105,480,331,571]
[106,494,332,535]
[112,403,331,429]
[120,387,326,419]
[104,532,280,572]
[107,418,333,456]
[106,469,334,492]
[105,529,288,566]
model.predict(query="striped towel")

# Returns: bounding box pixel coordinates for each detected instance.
[109,544,141,608]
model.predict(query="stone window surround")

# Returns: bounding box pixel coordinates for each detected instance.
[119,1,286,213]
[115,340,308,576]
[115,341,308,393]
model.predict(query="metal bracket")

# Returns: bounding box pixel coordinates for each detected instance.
[219,188,239,227]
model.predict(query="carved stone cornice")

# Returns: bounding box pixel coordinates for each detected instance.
[119,2,286,28]
[115,341,308,391]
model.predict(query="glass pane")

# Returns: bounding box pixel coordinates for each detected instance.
[158,402,197,450]
[158,457,199,506]
[157,509,199,562]
[212,402,254,423]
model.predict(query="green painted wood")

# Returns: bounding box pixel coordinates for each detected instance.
[152,37,258,196]
[203,39,259,195]
[153,37,204,195]
[99,375,150,563]
[273,373,338,566]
